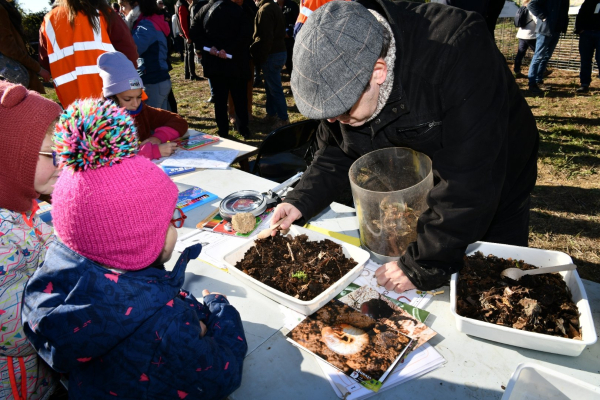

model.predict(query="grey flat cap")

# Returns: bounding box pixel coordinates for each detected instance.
[291,1,384,120]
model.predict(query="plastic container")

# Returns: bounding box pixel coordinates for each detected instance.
[450,242,597,357]
[222,225,371,315]
[348,148,433,263]
[501,363,600,399]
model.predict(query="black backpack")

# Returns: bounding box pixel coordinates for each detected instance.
[514,6,532,28]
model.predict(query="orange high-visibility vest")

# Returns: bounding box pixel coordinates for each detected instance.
[41,8,116,107]
[296,0,345,26]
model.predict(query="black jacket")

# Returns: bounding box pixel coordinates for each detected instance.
[190,0,253,79]
[280,0,299,38]
[528,0,570,36]
[284,0,539,290]
[250,0,286,65]
[575,0,600,33]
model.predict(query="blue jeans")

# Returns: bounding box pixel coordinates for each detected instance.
[261,51,288,121]
[145,79,172,111]
[528,33,561,85]
[579,30,600,86]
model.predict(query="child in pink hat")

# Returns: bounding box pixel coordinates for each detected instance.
[22,98,247,399]
[0,81,62,400]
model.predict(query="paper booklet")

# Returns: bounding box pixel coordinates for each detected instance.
[178,133,220,150]
[197,208,274,238]
[175,184,219,213]
[286,300,415,393]
[160,149,239,169]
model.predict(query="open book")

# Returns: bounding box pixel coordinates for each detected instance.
[286,299,414,392]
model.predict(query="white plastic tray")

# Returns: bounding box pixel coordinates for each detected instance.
[501,362,600,399]
[450,242,596,357]
[222,225,371,315]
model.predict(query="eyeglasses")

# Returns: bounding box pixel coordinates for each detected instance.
[171,207,187,228]
[39,151,58,167]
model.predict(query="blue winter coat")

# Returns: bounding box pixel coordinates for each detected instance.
[133,16,171,84]
[528,0,570,36]
[22,242,247,400]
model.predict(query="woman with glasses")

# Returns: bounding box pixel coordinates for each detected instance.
[0,82,63,400]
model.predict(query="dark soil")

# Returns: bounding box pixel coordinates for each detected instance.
[234,234,358,301]
[456,252,582,340]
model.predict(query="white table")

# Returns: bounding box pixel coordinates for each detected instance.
[170,168,600,400]
[184,129,258,172]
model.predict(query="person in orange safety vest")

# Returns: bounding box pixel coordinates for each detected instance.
[38,0,138,108]
[293,0,348,37]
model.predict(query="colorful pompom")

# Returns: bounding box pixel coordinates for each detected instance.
[54,98,138,171]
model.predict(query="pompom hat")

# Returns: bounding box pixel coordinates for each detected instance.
[0,81,62,212]
[51,99,178,270]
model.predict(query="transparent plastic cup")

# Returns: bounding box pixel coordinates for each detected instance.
[349,148,433,261]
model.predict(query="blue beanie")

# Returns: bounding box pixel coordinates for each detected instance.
[97,51,144,97]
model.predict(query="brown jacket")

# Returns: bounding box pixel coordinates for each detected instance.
[134,104,188,142]
[250,0,286,65]
[0,4,44,93]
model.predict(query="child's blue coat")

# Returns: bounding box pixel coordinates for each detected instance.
[22,242,247,399]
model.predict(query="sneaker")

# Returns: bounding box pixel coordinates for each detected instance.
[514,72,526,79]
[543,68,553,78]
[205,97,214,103]
[576,86,589,93]
[538,83,552,91]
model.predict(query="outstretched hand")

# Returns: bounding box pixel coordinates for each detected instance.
[374,261,417,293]
[270,203,302,237]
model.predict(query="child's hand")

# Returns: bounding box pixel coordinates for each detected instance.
[141,137,162,145]
[199,320,207,337]
[202,289,227,298]
[158,142,178,157]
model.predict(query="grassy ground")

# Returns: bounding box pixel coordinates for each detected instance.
[41,57,600,283]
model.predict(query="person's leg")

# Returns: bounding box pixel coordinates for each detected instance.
[210,77,230,137]
[579,31,594,88]
[262,51,288,121]
[168,89,178,113]
[184,42,191,79]
[160,79,172,111]
[594,31,600,80]
[228,92,235,122]
[535,32,560,84]
[285,38,294,73]
[231,77,250,138]
[528,34,546,86]
[261,60,276,117]
[514,39,529,73]
[247,59,254,118]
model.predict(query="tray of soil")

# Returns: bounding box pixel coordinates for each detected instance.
[222,225,371,315]
[450,242,596,357]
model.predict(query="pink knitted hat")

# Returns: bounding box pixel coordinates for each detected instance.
[51,98,178,270]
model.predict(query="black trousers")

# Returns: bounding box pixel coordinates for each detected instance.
[211,75,250,137]
[514,39,536,72]
[285,38,294,73]
[184,41,197,79]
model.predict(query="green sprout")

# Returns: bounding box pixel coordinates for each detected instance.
[292,271,308,281]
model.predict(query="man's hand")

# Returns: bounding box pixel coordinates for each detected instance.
[158,142,178,157]
[141,137,162,145]
[209,46,219,56]
[270,203,302,236]
[217,49,227,59]
[375,261,417,293]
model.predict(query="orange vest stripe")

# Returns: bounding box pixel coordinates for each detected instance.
[43,8,115,107]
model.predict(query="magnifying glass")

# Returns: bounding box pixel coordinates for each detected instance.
[219,172,303,221]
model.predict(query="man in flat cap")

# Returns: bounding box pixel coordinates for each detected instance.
[271,0,539,293]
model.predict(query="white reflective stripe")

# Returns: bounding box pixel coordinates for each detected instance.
[300,6,313,17]
[53,65,101,87]
[48,42,115,63]
[45,19,61,53]
[92,16,102,42]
